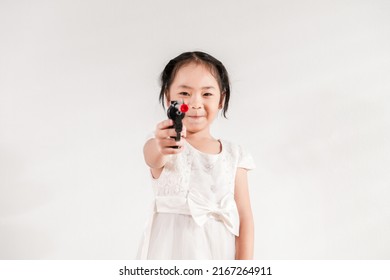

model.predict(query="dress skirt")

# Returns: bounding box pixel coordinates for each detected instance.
[137,212,236,260]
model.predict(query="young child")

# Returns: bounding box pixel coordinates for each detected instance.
[137,51,255,260]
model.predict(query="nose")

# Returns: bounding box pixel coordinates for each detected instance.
[190,94,202,109]
[192,104,202,109]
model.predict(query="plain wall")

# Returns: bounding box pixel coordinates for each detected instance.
[0,0,389,259]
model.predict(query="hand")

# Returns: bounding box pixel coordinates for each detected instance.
[154,119,187,155]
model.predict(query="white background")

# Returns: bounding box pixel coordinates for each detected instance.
[0,0,389,259]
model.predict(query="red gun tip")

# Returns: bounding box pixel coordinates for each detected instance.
[180,103,189,113]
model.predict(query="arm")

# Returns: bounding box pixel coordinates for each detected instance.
[143,119,186,179]
[234,167,254,260]
[143,138,169,178]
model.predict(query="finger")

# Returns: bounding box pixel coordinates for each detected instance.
[159,138,185,148]
[157,119,173,130]
[155,128,180,139]
[159,138,184,151]
[160,143,185,155]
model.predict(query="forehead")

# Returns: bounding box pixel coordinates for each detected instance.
[170,62,220,89]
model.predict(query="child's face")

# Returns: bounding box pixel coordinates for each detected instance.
[167,62,223,135]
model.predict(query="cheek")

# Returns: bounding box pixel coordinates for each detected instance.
[206,99,221,110]
[204,104,220,118]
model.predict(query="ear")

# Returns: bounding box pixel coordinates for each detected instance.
[218,92,225,109]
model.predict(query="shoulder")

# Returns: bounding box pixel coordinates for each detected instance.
[220,139,247,156]
[221,139,256,170]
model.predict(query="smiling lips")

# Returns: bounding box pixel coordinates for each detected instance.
[186,115,205,123]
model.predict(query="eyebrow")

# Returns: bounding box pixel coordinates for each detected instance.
[177,85,216,90]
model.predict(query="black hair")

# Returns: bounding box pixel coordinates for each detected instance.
[159,51,231,118]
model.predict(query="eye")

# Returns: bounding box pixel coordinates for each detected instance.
[203,92,213,97]
[179,92,190,96]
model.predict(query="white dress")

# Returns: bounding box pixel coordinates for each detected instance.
[137,139,255,260]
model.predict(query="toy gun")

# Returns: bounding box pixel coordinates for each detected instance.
[167,100,189,143]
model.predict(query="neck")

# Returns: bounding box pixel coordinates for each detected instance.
[185,128,214,142]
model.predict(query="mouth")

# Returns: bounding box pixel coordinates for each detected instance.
[187,116,205,119]
[186,115,205,123]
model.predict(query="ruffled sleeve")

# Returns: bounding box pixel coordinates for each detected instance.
[237,145,256,170]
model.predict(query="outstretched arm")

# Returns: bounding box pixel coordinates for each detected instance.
[234,167,254,259]
[143,119,186,179]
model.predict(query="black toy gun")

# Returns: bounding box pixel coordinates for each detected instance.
[167,100,188,142]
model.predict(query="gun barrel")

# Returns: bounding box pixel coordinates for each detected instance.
[167,100,187,144]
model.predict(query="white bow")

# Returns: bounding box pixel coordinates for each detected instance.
[187,190,240,236]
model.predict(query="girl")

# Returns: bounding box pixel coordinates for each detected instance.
[137,51,255,260]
